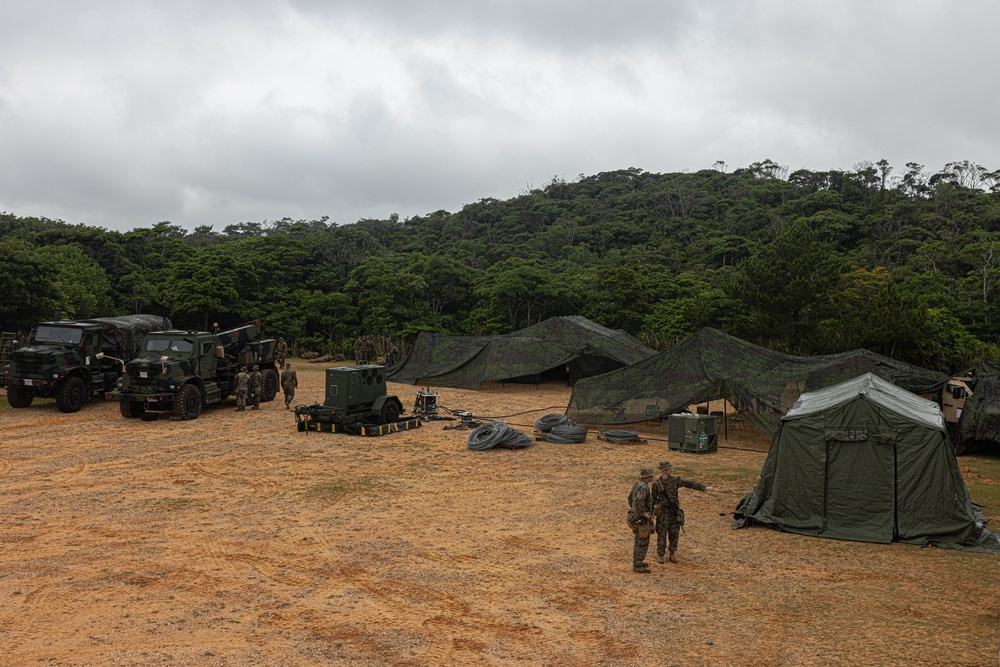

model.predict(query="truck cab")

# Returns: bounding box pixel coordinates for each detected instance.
[4,322,118,412]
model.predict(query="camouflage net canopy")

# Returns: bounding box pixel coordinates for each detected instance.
[567,328,949,436]
[957,361,1000,454]
[388,316,655,389]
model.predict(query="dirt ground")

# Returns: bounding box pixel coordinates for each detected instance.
[1,363,999,666]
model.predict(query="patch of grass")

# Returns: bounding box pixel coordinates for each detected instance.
[711,467,761,483]
[304,474,381,501]
[962,455,1000,514]
[144,498,199,511]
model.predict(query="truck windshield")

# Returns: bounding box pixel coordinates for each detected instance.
[146,338,194,353]
[34,326,83,344]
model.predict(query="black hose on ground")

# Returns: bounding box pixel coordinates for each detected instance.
[534,413,574,432]
[467,421,533,450]
[545,425,588,444]
[600,429,641,443]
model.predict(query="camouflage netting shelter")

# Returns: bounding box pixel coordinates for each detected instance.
[388,316,655,389]
[732,374,1000,553]
[956,360,1000,454]
[566,328,948,436]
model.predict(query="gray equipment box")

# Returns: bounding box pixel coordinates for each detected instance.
[668,414,718,454]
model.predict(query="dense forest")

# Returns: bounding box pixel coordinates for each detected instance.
[4,158,1000,373]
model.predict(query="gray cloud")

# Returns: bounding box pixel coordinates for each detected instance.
[1,1,999,232]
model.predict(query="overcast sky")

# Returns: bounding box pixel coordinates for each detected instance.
[0,1,997,232]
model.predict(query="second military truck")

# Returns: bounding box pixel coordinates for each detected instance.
[113,320,278,420]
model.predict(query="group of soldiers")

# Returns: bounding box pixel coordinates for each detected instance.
[233,337,299,412]
[232,362,299,411]
[627,460,713,573]
[353,335,399,366]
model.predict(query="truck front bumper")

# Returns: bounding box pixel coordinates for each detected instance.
[110,390,177,404]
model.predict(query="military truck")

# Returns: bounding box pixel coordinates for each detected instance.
[1,315,171,413]
[113,320,278,420]
[295,365,411,434]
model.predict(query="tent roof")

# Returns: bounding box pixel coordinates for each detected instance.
[786,372,945,430]
[567,327,949,432]
[388,316,654,389]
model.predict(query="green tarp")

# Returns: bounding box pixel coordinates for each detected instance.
[388,316,654,389]
[733,374,1000,553]
[566,327,948,435]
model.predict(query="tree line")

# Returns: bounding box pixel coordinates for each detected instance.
[3,158,1000,372]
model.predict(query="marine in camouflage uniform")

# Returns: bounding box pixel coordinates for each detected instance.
[234,366,250,411]
[276,337,287,368]
[650,460,711,564]
[384,337,398,366]
[250,364,264,410]
[628,467,656,573]
[353,336,365,364]
[280,362,298,410]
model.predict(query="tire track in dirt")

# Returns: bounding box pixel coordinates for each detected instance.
[327,562,547,663]
[0,452,90,509]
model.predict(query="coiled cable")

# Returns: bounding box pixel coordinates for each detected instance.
[545,425,588,444]
[534,413,574,432]
[467,421,533,450]
[600,429,641,443]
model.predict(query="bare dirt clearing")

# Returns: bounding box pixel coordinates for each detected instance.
[1,363,998,666]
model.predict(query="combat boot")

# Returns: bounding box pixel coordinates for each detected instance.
[633,564,651,574]
[656,554,665,564]
[668,551,678,563]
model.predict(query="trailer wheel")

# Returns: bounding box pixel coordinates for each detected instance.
[173,384,202,420]
[55,376,86,413]
[120,398,143,419]
[379,400,400,425]
[6,384,34,408]
[262,368,279,402]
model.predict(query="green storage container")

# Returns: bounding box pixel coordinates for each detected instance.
[668,414,718,454]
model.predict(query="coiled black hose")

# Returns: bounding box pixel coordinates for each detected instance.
[600,429,641,443]
[545,425,588,444]
[467,421,533,450]
[534,413,574,432]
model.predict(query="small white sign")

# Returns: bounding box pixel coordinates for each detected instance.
[24,379,33,386]
[86,356,90,365]
[139,371,148,379]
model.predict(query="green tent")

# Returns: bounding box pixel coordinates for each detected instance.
[733,373,1000,553]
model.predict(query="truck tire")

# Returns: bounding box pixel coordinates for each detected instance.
[55,376,87,413]
[262,368,279,402]
[120,398,143,419]
[173,384,202,420]
[6,384,34,408]
[379,400,400,425]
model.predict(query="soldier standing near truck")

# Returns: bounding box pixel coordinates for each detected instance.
[276,337,287,367]
[235,366,250,411]
[250,365,263,410]
[281,362,298,410]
